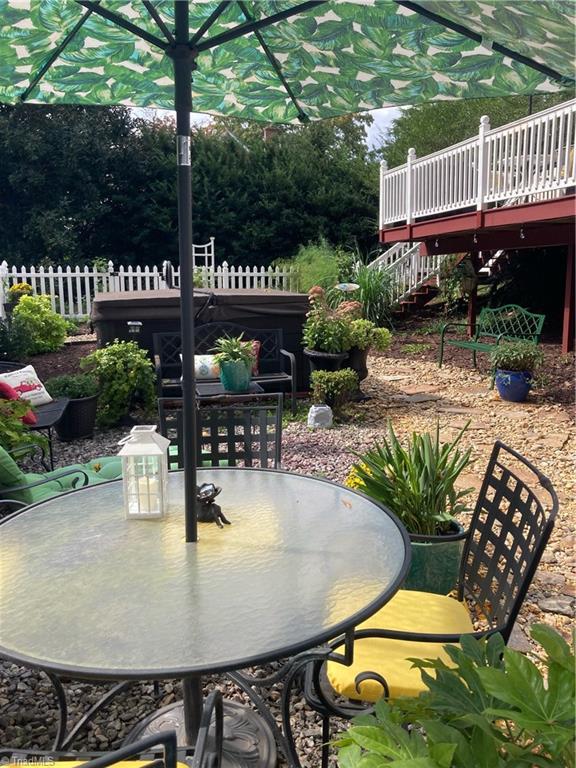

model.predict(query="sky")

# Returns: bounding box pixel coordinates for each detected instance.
[156,105,401,149]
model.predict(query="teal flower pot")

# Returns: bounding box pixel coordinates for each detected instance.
[404,522,467,595]
[219,360,251,393]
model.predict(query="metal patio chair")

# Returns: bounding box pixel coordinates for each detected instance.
[286,441,558,768]
[0,693,223,767]
[158,393,283,470]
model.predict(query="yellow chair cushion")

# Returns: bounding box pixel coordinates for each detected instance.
[23,763,189,768]
[326,590,474,702]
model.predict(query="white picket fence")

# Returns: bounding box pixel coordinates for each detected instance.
[0,259,297,319]
[380,98,576,227]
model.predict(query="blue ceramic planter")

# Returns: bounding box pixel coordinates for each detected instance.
[404,522,467,595]
[495,369,532,403]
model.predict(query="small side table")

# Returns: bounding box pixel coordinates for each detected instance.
[30,398,69,470]
[196,381,264,401]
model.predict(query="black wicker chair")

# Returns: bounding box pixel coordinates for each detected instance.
[0,693,223,768]
[287,441,558,768]
[158,394,283,470]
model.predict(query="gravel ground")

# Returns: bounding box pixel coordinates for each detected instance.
[1,339,574,765]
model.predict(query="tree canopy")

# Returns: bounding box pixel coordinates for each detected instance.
[0,105,378,268]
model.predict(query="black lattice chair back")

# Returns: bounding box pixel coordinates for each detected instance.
[195,323,284,375]
[158,395,282,469]
[458,441,558,642]
[198,396,282,468]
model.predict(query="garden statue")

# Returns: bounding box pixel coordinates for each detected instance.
[196,482,231,528]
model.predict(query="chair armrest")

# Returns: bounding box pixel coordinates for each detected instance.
[280,348,296,377]
[9,442,49,471]
[351,626,494,644]
[440,322,468,340]
[5,468,91,495]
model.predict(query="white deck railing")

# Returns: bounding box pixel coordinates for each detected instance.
[380,99,576,227]
[0,257,296,319]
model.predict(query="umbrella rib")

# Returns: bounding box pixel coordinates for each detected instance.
[196,1,326,53]
[20,7,94,102]
[142,1,175,45]
[396,0,574,85]
[238,1,309,123]
[76,1,168,51]
[190,2,232,48]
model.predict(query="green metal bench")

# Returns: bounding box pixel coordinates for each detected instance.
[439,304,545,369]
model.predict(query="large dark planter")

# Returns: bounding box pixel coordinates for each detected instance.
[404,522,467,595]
[54,395,98,441]
[304,348,348,374]
[347,346,369,382]
[495,369,532,402]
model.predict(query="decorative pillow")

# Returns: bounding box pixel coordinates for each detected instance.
[179,354,221,380]
[0,380,38,424]
[251,340,261,376]
[0,365,52,407]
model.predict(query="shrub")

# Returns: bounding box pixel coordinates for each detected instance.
[491,340,544,372]
[349,319,392,352]
[0,318,31,360]
[311,368,358,412]
[281,238,342,292]
[7,282,32,304]
[45,373,99,399]
[80,340,156,428]
[0,398,34,452]
[303,287,352,354]
[11,295,67,354]
[337,624,575,768]
[346,421,472,536]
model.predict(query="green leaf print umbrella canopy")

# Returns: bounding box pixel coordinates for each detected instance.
[0,1,574,120]
[1,1,574,542]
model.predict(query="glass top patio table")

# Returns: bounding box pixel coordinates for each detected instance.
[0,468,410,680]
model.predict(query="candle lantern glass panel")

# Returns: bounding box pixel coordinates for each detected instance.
[118,426,170,520]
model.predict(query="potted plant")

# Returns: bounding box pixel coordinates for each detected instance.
[491,340,544,403]
[45,373,99,440]
[348,319,392,384]
[212,334,254,393]
[346,422,473,594]
[302,286,352,373]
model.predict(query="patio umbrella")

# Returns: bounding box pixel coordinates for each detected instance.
[1,1,574,542]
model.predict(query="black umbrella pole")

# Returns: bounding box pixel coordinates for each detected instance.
[173,0,197,543]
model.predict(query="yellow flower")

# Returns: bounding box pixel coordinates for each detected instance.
[345,462,371,490]
[92,462,102,473]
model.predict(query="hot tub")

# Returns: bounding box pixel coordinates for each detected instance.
[91,288,310,389]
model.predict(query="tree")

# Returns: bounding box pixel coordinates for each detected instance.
[377,93,569,168]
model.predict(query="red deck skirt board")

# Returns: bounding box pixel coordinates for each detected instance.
[380,195,576,245]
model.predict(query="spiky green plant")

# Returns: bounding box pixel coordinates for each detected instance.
[349,422,473,536]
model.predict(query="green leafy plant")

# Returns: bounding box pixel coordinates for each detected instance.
[351,263,393,327]
[211,334,254,367]
[337,624,575,768]
[491,340,544,372]
[11,295,67,355]
[346,422,472,536]
[303,306,352,354]
[80,340,156,428]
[7,282,33,304]
[349,319,392,352]
[45,373,99,400]
[0,398,35,452]
[402,342,432,355]
[279,238,342,292]
[311,368,358,412]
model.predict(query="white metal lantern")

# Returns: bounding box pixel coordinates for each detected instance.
[118,425,170,520]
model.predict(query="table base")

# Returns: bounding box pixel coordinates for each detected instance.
[125,700,277,768]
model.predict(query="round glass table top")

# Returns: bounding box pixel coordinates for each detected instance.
[0,468,410,679]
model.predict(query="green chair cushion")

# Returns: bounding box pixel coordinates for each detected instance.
[0,445,26,487]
